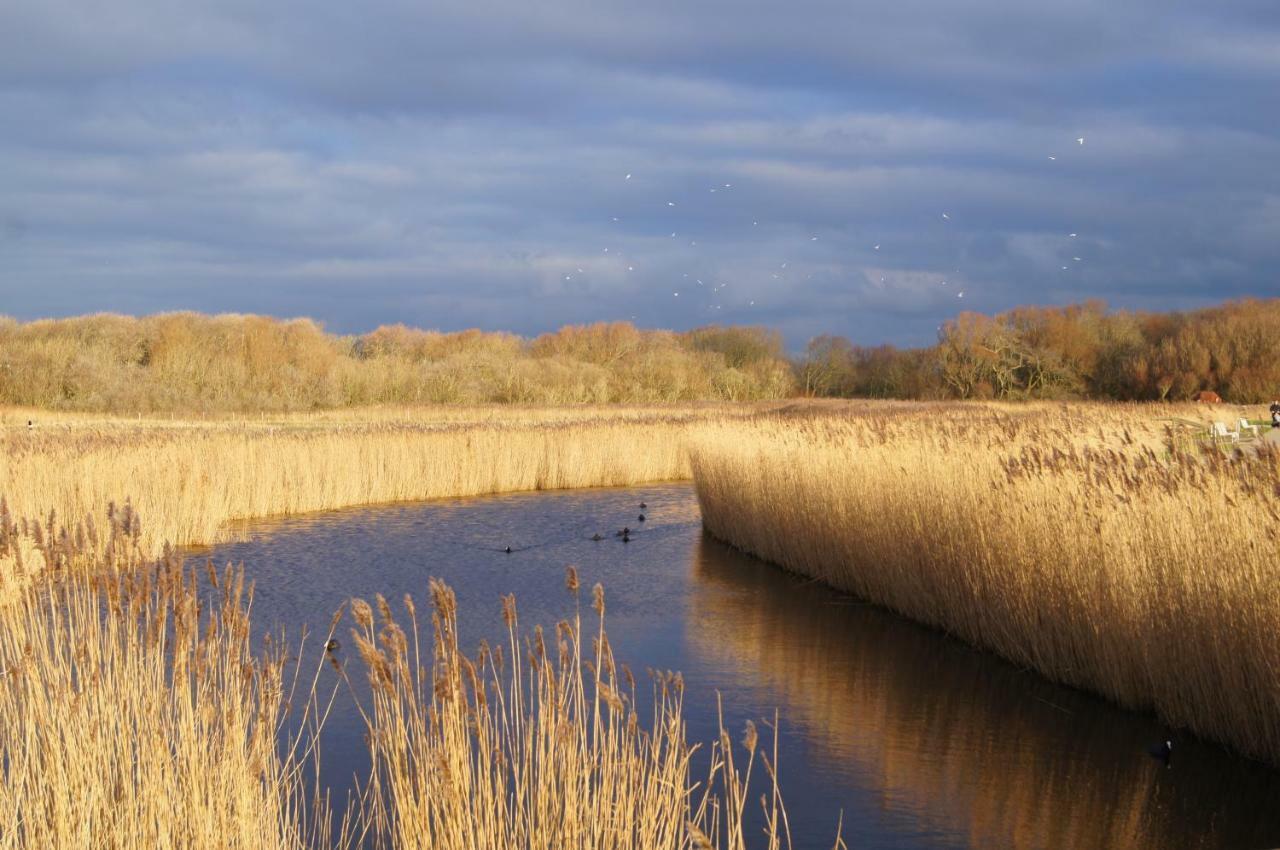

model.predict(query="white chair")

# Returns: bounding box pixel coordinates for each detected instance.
[1238,419,1260,439]
[1211,421,1239,444]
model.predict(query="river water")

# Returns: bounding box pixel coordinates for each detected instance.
[193,482,1280,849]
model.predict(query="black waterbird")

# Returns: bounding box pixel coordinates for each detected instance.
[1148,740,1173,765]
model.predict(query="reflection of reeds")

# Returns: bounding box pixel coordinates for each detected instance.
[689,405,1280,766]
[687,535,1280,850]
[1,405,773,557]
[0,512,344,849]
[349,573,802,849]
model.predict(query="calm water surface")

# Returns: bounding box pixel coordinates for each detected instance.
[193,483,1280,850]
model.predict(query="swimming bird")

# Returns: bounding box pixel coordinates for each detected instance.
[591,533,604,541]
[639,502,647,509]
[615,527,631,537]
[638,514,646,522]
[504,546,512,554]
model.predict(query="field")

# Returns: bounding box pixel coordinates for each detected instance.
[688,401,1280,765]
[3,396,1277,848]
[0,403,782,560]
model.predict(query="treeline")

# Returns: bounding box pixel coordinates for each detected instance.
[0,313,793,411]
[4,298,1276,411]
[799,299,1280,403]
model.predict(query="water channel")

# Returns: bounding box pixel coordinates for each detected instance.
[193,482,1280,849]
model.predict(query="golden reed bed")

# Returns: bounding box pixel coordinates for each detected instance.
[688,402,1280,766]
[0,404,780,559]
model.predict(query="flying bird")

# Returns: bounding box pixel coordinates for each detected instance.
[1077,137,1084,145]
[942,212,950,220]
[625,173,632,179]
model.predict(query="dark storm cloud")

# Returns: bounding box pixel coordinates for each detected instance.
[1,0,1277,346]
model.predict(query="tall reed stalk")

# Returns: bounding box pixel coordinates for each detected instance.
[346,568,804,849]
[0,510,344,849]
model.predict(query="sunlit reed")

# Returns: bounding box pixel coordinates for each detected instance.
[690,403,1280,765]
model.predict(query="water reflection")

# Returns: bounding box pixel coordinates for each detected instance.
[688,535,1280,850]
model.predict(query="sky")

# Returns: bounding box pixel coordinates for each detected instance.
[1,1,1278,347]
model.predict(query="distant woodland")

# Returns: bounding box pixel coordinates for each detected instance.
[1,298,1277,411]
[798,298,1280,403]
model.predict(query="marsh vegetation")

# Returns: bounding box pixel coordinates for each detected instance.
[689,403,1280,765]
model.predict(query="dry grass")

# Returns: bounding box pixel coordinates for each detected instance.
[0,404,778,558]
[345,570,804,850]
[689,401,1280,765]
[0,512,345,850]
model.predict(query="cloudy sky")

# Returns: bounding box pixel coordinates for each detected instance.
[1,1,1277,346]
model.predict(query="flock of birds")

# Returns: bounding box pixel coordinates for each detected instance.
[561,136,1090,318]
